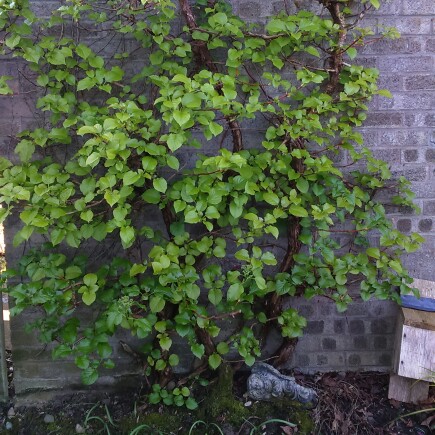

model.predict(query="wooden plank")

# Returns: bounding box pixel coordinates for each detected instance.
[392,312,404,374]
[402,308,435,331]
[397,323,435,381]
[388,374,429,403]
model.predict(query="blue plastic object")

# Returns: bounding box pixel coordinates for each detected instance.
[400,295,435,312]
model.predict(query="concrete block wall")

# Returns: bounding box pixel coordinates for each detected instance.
[358,0,435,281]
[0,0,434,399]
[290,297,399,373]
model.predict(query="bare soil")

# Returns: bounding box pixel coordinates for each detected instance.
[0,368,433,434]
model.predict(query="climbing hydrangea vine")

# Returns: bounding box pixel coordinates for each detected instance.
[0,0,422,388]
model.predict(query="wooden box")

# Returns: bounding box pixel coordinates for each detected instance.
[388,279,435,403]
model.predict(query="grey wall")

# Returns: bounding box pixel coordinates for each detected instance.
[1,0,434,401]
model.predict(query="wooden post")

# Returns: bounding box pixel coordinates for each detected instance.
[388,375,430,403]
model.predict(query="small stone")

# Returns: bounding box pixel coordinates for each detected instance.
[75,423,86,434]
[166,381,176,390]
[44,414,55,424]
[244,401,252,407]
[7,407,15,418]
[5,422,13,430]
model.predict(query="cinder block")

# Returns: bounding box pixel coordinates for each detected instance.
[377,74,403,91]
[419,218,433,232]
[376,0,402,15]
[304,321,324,335]
[405,75,435,90]
[360,37,423,55]
[378,56,433,73]
[371,317,396,334]
[403,149,420,162]
[368,300,399,317]
[425,114,435,126]
[349,320,365,335]
[391,167,428,182]
[397,218,412,232]
[379,18,431,35]
[346,351,391,367]
[378,92,434,110]
[423,200,435,214]
[353,336,368,350]
[403,0,435,15]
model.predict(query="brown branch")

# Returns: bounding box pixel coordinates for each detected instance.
[261,137,305,368]
[178,0,243,152]
[320,1,347,94]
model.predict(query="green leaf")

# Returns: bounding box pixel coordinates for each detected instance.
[296,178,309,194]
[97,343,112,358]
[142,189,161,204]
[186,284,200,300]
[77,77,96,91]
[191,343,205,359]
[370,0,380,9]
[347,47,357,60]
[167,133,184,152]
[65,266,82,280]
[76,44,92,59]
[153,177,167,193]
[75,356,89,369]
[378,89,393,98]
[166,155,180,170]
[389,260,403,274]
[182,92,202,108]
[47,50,66,65]
[120,226,135,248]
[208,353,222,370]
[150,296,165,313]
[123,171,140,186]
[192,30,209,41]
[288,205,308,217]
[344,82,360,95]
[130,263,147,276]
[209,122,223,136]
[83,273,97,286]
[213,245,226,258]
[89,56,104,68]
[159,335,172,351]
[366,247,380,259]
[185,209,201,224]
[85,152,100,167]
[229,201,243,218]
[81,368,99,385]
[82,290,96,305]
[168,354,179,367]
[235,249,250,261]
[263,192,280,206]
[185,397,198,410]
[227,282,244,301]
[335,274,347,285]
[173,110,191,126]
[208,288,222,305]
[305,46,320,57]
[15,140,35,162]
[216,342,229,355]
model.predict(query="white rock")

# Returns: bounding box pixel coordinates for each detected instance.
[75,423,86,434]
[44,414,55,424]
